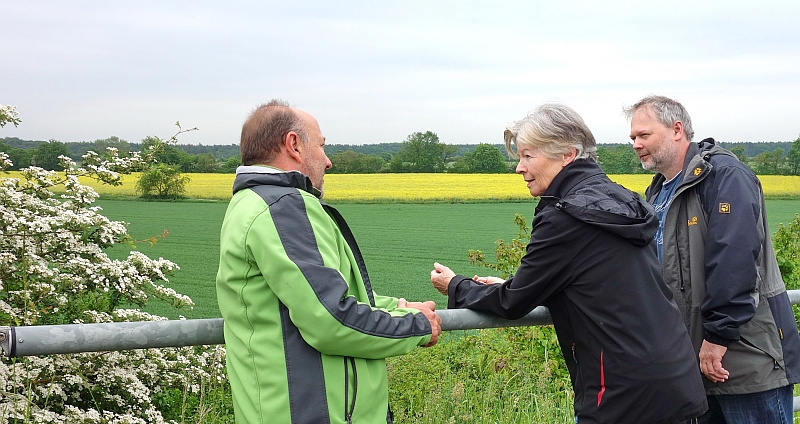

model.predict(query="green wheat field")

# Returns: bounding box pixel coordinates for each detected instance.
[99,199,800,320]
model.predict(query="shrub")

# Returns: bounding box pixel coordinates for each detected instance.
[0,134,229,422]
[135,163,190,199]
[468,213,530,278]
[774,214,800,290]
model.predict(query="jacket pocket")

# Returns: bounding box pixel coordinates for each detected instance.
[571,342,588,413]
[344,357,358,424]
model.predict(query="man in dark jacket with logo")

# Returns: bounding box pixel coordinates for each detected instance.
[626,95,800,423]
[432,103,707,423]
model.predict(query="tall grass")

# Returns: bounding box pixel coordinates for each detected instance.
[388,327,574,423]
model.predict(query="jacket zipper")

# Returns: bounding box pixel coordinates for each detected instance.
[344,357,358,424]
[571,342,581,393]
[675,223,686,292]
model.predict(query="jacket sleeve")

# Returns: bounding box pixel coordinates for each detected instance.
[372,294,399,309]
[448,213,571,319]
[700,163,762,343]
[249,192,432,358]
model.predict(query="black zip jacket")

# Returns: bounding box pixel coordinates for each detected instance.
[448,160,707,423]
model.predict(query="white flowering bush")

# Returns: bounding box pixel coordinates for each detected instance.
[0,105,21,128]
[0,138,228,422]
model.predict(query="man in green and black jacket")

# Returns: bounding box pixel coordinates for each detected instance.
[216,100,441,424]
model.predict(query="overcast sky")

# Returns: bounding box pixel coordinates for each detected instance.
[2,1,799,146]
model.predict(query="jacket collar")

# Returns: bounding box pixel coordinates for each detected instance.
[646,138,712,200]
[536,159,605,212]
[232,165,321,198]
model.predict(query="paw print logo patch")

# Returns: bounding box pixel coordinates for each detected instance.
[719,203,731,214]
[693,167,702,176]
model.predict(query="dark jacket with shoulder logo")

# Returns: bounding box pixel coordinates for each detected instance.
[645,138,800,395]
[448,159,707,423]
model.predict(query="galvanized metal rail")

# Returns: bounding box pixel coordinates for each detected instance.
[2,290,799,409]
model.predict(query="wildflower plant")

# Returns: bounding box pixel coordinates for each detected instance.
[0,127,227,423]
[468,213,531,278]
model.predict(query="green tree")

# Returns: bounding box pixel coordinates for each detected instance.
[330,150,386,173]
[4,146,32,169]
[135,163,190,199]
[140,135,195,170]
[730,145,748,164]
[787,136,800,175]
[597,145,644,174]
[471,144,508,173]
[451,144,509,173]
[395,131,445,172]
[94,136,131,156]
[439,144,459,167]
[220,155,242,173]
[753,148,785,175]
[31,140,70,170]
[193,153,218,173]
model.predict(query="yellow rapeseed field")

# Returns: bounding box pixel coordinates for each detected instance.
[4,171,799,201]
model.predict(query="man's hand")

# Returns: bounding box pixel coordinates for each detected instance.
[398,298,441,347]
[699,340,730,383]
[430,262,456,295]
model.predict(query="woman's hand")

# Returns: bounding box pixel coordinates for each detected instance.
[430,262,456,295]
[472,275,505,285]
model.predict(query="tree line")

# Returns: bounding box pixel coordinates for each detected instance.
[2,134,799,175]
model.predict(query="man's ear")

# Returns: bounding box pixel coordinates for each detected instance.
[672,121,685,141]
[284,131,304,163]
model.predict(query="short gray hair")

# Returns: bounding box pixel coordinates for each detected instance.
[504,103,597,162]
[623,95,694,142]
[240,99,308,166]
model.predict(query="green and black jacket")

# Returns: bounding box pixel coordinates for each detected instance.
[216,166,432,424]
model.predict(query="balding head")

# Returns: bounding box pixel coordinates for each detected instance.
[240,99,308,166]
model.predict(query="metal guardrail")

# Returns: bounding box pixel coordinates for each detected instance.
[0,307,555,358]
[2,291,800,408]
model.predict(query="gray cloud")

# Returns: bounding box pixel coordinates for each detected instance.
[2,0,799,146]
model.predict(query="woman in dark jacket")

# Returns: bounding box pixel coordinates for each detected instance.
[430,103,707,424]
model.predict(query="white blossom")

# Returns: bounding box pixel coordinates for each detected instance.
[0,147,226,422]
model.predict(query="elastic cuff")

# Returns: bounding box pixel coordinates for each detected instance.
[704,331,734,347]
[447,275,470,309]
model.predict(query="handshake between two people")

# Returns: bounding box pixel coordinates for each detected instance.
[401,262,506,348]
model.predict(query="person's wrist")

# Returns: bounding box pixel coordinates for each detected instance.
[704,331,733,347]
